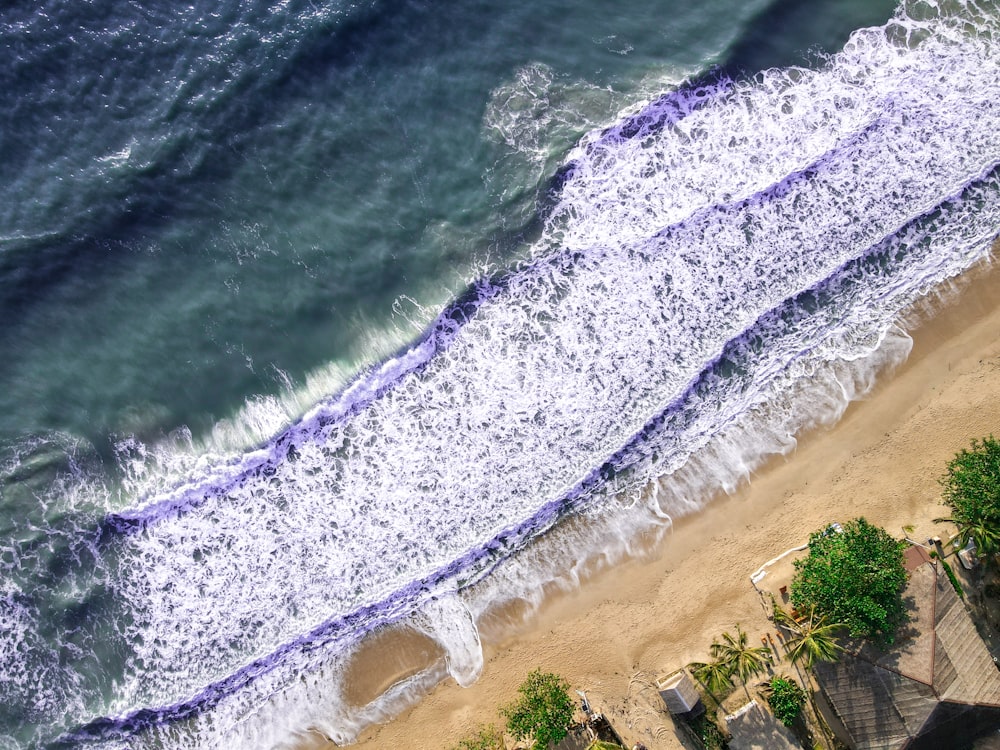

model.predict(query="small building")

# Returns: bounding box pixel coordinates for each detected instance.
[813,557,1000,749]
[656,669,704,718]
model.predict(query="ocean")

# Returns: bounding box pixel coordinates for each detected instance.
[1,0,998,747]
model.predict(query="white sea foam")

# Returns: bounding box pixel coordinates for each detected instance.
[410,596,483,689]
[4,1,1000,747]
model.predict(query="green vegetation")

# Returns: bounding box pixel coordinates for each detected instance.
[936,435,1000,568]
[772,603,844,670]
[940,556,965,598]
[791,517,908,646]
[766,675,806,727]
[713,625,771,694]
[688,712,728,750]
[690,656,734,702]
[449,723,505,750]
[500,669,575,750]
[691,625,770,706]
[771,600,842,748]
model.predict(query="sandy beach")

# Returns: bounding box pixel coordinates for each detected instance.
[321,247,1000,749]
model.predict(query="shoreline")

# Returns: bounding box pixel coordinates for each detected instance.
[314,248,999,749]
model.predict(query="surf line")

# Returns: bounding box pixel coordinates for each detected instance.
[101,53,961,540]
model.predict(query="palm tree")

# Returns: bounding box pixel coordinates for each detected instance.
[712,625,772,705]
[773,604,845,670]
[935,510,1000,569]
[772,601,844,747]
[690,650,734,707]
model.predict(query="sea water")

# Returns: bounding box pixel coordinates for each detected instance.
[1,0,998,747]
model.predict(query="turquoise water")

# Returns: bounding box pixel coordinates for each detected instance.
[3,0,999,748]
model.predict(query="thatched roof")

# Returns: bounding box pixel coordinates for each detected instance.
[814,559,1000,750]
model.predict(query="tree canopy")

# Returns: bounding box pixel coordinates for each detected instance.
[500,670,575,750]
[710,625,771,686]
[790,517,907,646]
[690,655,734,697]
[691,624,770,709]
[937,435,1000,566]
[766,675,806,728]
[772,603,844,670]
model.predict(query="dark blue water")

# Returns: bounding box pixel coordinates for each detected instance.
[4,0,999,747]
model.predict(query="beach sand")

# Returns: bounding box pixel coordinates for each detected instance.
[317,248,1000,749]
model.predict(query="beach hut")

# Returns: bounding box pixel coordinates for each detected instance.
[656,669,704,718]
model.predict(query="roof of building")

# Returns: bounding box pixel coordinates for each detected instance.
[814,559,1000,750]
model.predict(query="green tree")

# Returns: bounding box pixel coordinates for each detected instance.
[450,723,505,750]
[689,625,771,703]
[689,713,727,750]
[772,603,844,670]
[936,435,1000,567]
[771,602,842,746]
[710,625,771,705]
[791,517,907,646]
[690,652,734,705]
[691,626,771,708]
[765,675,806,727]
[501,670,574,750]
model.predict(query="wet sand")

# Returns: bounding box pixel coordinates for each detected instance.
[316,247,1000,749]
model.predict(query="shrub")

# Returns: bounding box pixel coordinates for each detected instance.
[767,675,806,727]
[501,670,575,750]
[791,517,907,646]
